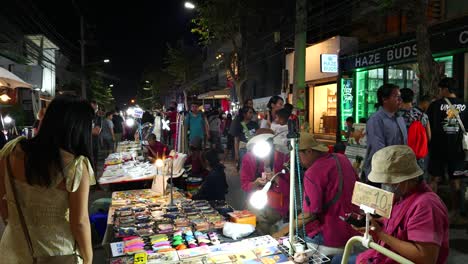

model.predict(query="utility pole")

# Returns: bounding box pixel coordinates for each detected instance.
[292,0,307,111]
[80,15,86,99]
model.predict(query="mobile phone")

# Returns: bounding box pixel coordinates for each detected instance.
[340,213,366,228]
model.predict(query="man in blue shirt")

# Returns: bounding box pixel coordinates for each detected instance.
[363,84,407,181]
[185,102,210,146]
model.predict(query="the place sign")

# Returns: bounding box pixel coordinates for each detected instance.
[351,182,394,218]
[320,54,338,73]
[341,26,468,71]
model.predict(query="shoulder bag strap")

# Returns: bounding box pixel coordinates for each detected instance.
[6,155,37,258]
[444,98,466,133]
[323,154,344,210]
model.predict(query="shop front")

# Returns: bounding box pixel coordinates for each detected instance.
[338,16,468,141]
[285,36,357,143]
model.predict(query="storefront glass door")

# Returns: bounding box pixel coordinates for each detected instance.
[309,83,337,135]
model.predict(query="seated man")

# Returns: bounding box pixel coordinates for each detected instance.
[146,133,170,162]
[273,133,359,257]
[334,145,449,264]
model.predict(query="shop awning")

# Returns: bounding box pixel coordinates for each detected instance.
[0,67,33,89]
[197,88,231,100]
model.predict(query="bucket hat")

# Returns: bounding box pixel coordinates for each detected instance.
[298,133,329,153]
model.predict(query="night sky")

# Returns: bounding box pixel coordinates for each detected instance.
[11,0,196,106]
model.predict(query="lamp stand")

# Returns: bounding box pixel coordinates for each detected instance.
[169,158,174,206]
[288,137,296,254]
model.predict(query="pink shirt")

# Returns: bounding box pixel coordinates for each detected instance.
[240,151,290,217]
[356,183,449,264]
[303,153,360,247]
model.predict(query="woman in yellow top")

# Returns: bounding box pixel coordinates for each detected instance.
[0,95,96,264]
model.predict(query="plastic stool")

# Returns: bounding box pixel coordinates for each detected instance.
[90,212,108,240]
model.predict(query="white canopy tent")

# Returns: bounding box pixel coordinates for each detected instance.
[0,67,33,89]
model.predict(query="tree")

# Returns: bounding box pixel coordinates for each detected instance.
[88,69,114,109]
[191,0,248,103]
[163,43,202,107]
[378,0,441,97]
[137,69,174,110]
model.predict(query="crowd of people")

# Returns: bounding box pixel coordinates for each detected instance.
[0,75,465,263]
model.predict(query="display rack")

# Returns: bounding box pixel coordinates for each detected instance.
[277,236,330,264]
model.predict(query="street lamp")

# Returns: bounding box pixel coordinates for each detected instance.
[103,59,110,63]
[184,1,195,9]
[3,116,13,124]
[109,84,114,88]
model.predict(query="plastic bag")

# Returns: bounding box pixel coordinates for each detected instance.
[222,222,255,240]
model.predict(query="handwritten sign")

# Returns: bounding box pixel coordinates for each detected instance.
[134,252,147,264]
[352,182,394,218]
[110,241,124,257]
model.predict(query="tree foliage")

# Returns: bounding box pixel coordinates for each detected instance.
[376,0,441,97]
[163,43,202,90]
[88,69,114,109]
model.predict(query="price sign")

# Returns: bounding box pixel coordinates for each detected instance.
[134,252,147,264]
[110,241,124,257]
[351,182,394,218]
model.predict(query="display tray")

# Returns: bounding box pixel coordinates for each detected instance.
[277,236,330,264]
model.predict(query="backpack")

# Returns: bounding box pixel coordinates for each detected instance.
[407,120,428,159]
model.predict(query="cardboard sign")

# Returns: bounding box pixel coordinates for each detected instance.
[352,182,394,218]
[134,252,147,264]
[110,241,124,257]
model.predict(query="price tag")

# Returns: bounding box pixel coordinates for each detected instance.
[134,252,147,264]
[351,182,394,218]
[110,241,124,257]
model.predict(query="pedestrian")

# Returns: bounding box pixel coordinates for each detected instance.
[185,102,210,149]
[224,113,234,160]
[165,101,178,147]
[364,84,407,182]
[261,95,284,128]
[230,107,259,170]
[333,145,449,264]
[101,111,116,156]
[273,133,360,257]
[271,108,290,153]
[241,129,290,235]
[341,116,355,141]
[244,98,258,122]
[0,95,95,264]
[90,100,102,169]
[417,94,432,113]
[427,77,467,223]
[112,108,124,151]
[207,108,222,153]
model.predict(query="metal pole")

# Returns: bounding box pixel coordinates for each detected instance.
[288,138,296,254]
[170,158,174,206]
[292,0,307,108]
[80,15,86,99]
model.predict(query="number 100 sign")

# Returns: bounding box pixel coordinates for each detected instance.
[351,182,394,218]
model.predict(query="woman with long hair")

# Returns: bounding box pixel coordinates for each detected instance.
[262,95,284,128]
[0,95,95,264]
[231,107,259,170]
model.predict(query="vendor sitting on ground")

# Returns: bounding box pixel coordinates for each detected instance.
[273,133,359,257]
[333,145,449,264]
[146,134,170,162]
[241,128,290,235]
[191,149,228,201]
[185,136,208,178]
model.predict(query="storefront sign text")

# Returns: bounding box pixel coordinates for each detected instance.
[341,25,468,71]
[321,54,338,73]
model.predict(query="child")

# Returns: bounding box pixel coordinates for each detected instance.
[271,108,290,153]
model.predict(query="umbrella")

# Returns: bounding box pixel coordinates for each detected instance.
[0,67,33,89]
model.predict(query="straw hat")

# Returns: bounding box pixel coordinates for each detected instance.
[368,145,423,184]
[298,133,329,153]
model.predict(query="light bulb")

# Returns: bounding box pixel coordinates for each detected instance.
[125,118,135,127]
[4,116,13,124]
[249,190,268,209]
[126,108,134,115]
[252,140,272,158]
[155,159,164,168]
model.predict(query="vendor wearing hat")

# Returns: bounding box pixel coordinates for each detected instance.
[350,145,449,264]
[273,133,359,257]
[241,128,290,235]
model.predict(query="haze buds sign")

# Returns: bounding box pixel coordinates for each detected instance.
[320,54,338,73]
[352,182,394,218]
